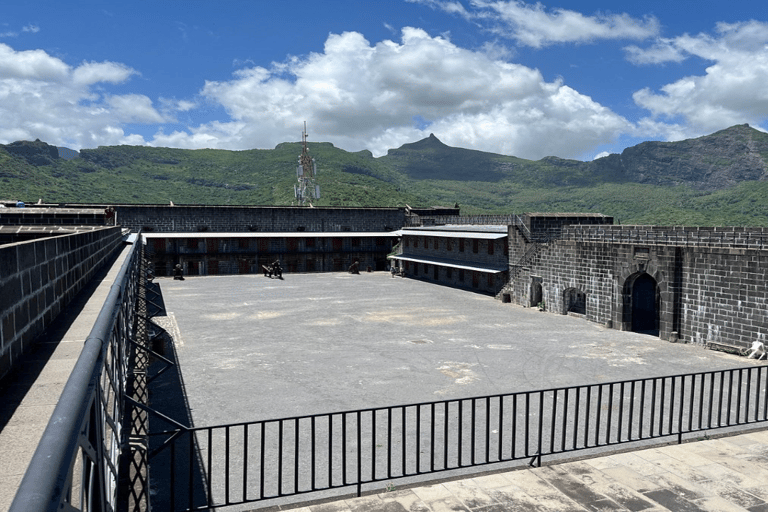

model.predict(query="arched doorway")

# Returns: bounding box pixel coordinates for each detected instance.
[631,273,658,335]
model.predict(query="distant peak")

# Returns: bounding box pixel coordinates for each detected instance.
[395,133,447,151]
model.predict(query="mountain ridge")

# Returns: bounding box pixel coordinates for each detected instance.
[2,124,768,226]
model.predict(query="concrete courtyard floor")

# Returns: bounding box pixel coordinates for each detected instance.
[150,272,768,511]
[155,272,755,425]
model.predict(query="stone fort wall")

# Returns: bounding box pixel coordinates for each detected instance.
[115,205,405,233]
[0,227,123,381]
[508,219,768,351]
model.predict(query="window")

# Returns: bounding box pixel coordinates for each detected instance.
[446,238,452,251]
[488,241,494,255]
[459,239,465,252]
[305,237,315,248]
[472,240,479,254]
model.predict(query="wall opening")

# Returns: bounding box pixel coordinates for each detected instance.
[630,273,659,335]
[530,277,543,307]
[564,288,586,315]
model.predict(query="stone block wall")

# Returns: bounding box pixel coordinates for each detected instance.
[681,247,768,349]
[509,219,768,350]
[0,207,106,226]
[0,227,123,381]
[524,213,613,239]
[116,205,405,233]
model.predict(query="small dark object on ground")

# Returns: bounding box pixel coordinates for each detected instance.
[263,260,283,279]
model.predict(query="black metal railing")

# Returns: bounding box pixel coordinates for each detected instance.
[10,234,143,512]
[148,365,768,511]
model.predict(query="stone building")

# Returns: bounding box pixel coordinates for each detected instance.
[506,213,768,352]
[390,224,509,295]
[145,231,397,276]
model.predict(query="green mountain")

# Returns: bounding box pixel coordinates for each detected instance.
[2,125,768,226]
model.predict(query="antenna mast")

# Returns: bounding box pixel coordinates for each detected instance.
[294,121,320,206]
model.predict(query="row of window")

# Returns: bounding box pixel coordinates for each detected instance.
[404,236,507,256]
[404,260,499,288]
[152,237,392,253]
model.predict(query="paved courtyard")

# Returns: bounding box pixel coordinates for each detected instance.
[146,272,768,511]
[154,272,755,428]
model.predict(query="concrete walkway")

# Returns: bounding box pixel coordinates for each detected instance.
[0,240,134,511]
[281,429,768,511]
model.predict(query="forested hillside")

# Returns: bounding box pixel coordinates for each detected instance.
[2,125,768,226]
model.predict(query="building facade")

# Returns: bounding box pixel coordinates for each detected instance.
[506,213,768,352]
[390,225,509,295]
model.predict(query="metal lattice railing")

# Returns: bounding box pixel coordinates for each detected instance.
[148,364,768,511]
[10,234,143,512]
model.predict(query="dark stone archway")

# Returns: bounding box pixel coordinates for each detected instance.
[631,273,659,335]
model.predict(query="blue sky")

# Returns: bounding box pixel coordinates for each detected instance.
[1,0,767,161]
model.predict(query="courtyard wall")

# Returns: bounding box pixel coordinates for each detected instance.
[508,220,768,351]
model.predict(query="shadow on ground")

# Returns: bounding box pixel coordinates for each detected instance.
[145,280,209,511]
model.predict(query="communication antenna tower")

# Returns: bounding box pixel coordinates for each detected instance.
[294,121,320,206]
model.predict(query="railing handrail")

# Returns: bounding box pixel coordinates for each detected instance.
[148,363,768,511]
[150,364,762,433]
[10,233,141,512]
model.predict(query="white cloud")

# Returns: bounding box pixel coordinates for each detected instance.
[165,28,628,159]
[106,94,166,123]
[72,61,136,86]
[0,43,163,149]
[22,25,40,34]
[630,21,768,139]
[0,43,69,80]
[413,0,659,48]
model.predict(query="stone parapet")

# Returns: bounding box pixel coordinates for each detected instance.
[0,227,123,381]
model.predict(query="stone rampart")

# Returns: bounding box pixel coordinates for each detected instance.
[0,227,123,381]
[405,214,515,227]
[562,225,768,249]
[115,205,405,233]
[0,207,105,226]
[509,221,768,351]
